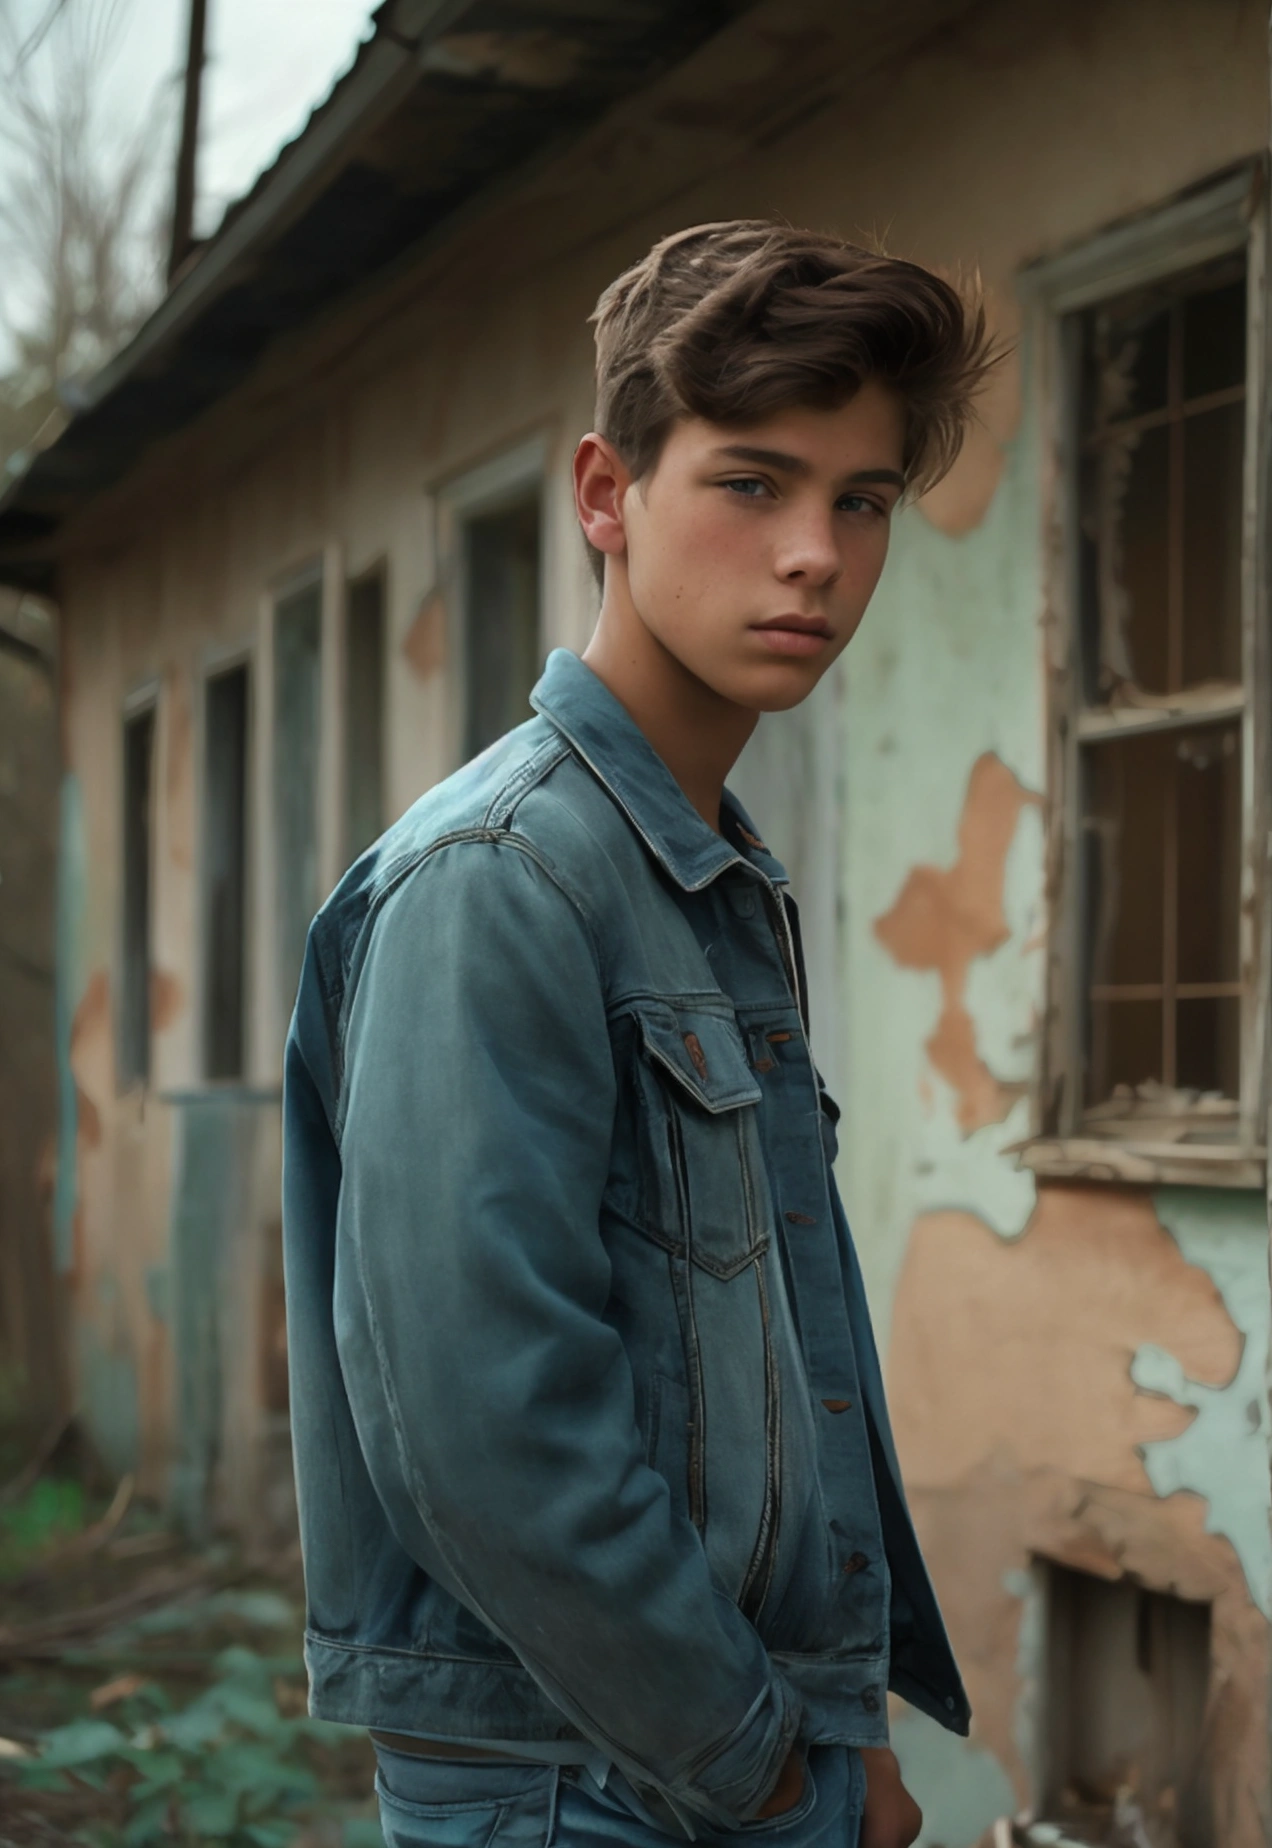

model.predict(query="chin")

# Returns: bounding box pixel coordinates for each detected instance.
[728,666,827,714]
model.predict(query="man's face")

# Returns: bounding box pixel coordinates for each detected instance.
[619,383,906,712]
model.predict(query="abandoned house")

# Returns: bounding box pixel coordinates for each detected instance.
[0,0,1267,1841]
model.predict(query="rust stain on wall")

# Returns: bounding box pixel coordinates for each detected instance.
[887,1184,1267,1831]
[873,751,1039,1131]
[403,586,447,681]
[149,969,184,1033]
[164,664,192,870]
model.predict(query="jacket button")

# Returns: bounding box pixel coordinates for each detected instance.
[821,1398,853,1413]
[842,1552,868,1575]
[861,1689,880,1714]
[785,1211,816,1226]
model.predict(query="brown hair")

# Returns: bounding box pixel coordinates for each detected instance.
[587,220,997,579]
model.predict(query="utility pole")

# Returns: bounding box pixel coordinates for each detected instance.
[168,0,208,282]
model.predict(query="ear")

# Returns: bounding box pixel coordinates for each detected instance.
[573,433,631,560]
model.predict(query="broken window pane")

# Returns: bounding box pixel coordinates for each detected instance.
[1082,294,1170,426]
[1098,425,1170,694]
[1086,997,1162,1106]
[1182,401,1244,685]
[1175,721,1241,987]
[1176,995,1240,1097]
[1081,718,1241,1107]
[1083,731,1167,990]
[1077,257,1246,702]
[1183,273,1245,399]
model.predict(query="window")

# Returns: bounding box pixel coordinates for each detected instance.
[273,574,322,1019]
[119,701,155,1086]
[1077,257,1246,1115]
[203,664,249,1080]
[1029,170,1267,1181]
[462,495,541,758]
[1044,1564,1211,1845]
[345,567,385,863]
[436,434,547,764]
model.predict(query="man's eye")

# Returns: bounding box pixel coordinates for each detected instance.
[722,478,768,498]
[838,494,886,517]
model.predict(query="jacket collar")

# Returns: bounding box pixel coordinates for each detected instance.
[531,649,788,893]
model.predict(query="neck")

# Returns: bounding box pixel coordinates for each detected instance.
[582,571,758,833]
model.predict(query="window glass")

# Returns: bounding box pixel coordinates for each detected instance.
[345,570,385,864]
[204,666,249,1080]
[1081,719,1241,1108]
[274,579,322,1020]
[463,497,541,759]
[120,705,155,1086]
[1077,258,1245,702]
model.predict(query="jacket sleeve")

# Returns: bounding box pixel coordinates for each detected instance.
[332,835,800,1834]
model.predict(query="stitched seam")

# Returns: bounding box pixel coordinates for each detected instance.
[331,829,603,1147]
[482,736,572,829]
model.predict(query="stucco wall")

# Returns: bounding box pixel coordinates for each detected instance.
[53,0,1269,1838]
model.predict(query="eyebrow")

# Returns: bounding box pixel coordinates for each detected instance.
[715,444,906,491]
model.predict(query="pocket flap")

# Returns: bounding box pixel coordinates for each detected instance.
[636,1003,762,1113]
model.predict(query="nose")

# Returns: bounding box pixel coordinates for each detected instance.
[774,507,841,589]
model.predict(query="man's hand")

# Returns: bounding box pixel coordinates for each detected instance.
[860,1747,922,1848]
[754,1746,806,1819]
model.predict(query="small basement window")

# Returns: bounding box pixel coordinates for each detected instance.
[1043,1562,1211,1846]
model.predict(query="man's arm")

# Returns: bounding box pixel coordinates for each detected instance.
[331,836,799,1832]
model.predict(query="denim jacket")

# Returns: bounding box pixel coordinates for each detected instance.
[282,648,969,1837]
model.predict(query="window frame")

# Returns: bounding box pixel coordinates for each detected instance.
[434,432,548,768]
[1022,163,1269,1189]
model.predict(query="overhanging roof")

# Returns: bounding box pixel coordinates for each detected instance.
[0,0,752,594]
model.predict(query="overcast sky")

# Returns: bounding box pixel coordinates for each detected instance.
[0,0,375,365]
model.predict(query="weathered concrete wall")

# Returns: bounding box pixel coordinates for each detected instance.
[50,0,1269,1833]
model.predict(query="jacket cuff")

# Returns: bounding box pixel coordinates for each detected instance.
[634,1668,803,1837]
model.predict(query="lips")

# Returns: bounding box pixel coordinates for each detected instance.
[750,615,835,657]
[753,614,833,638]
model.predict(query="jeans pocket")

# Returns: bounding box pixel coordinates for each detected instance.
[735,1751,819,1836]
[374,1751,556,1848]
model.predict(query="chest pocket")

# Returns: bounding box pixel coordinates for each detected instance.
[631,1002,772,1280]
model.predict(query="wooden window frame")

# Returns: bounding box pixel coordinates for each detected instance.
[1020,164,1269,1190]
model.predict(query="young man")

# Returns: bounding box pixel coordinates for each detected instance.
[283,222,993,1847]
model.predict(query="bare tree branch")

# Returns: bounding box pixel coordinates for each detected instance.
[0,0,170,467]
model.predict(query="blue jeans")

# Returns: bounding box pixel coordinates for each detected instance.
[373,1744,865,1847]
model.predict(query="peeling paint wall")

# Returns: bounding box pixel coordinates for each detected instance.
[49,0,1270,1834]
